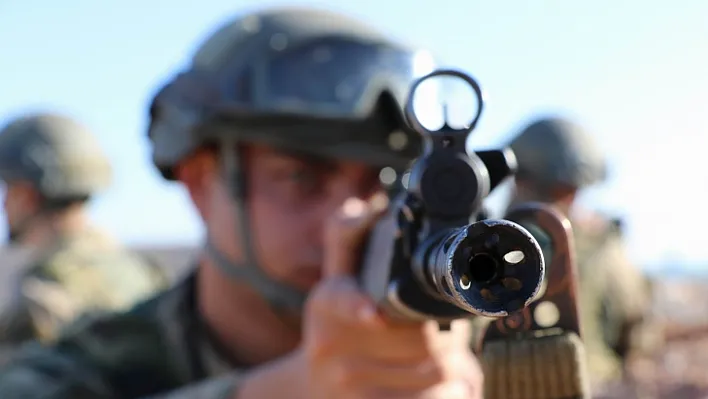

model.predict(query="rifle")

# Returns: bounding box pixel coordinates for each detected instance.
[359,69,588,398]
[359,69,545,328]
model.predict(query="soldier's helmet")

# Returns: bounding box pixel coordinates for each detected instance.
[510,116,607,189]
[144,7,438,311]
[147,7,436,180]
[0,112,112,200]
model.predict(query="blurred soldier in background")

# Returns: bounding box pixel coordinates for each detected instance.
[0,112,168,352]
[508,116,657,387]
[0,8,483,399]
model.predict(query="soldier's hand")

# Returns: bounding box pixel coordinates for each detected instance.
[300,195,483,399]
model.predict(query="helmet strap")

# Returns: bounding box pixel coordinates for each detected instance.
[203,139,308,312]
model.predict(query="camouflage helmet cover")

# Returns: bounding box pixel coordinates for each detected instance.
[147,7,434,180]
[510,116,607,189]
[0,112,112,198]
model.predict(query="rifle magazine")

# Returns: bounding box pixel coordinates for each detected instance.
[482,332,589,399]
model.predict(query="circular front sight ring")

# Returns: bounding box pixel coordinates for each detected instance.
[404,69,487,137]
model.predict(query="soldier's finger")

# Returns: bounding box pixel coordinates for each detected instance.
[323,193,388,278]
[343,381,476,399]
[307,276,383,329]
[349,324,431,360]
[418,380,480,399]
[330,358,444,392]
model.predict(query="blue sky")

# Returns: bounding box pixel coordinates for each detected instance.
[1,1,707,272]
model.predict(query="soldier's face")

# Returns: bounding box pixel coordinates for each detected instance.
[203,144,381,291]
[1,181,38,243]
[0,181,6,240]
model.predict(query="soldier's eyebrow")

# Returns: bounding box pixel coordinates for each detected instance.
[274,148,337,169]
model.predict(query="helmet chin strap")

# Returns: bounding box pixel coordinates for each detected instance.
[203,139,308,312]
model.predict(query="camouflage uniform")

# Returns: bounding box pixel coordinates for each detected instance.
[572,215,650,385]
[508,116,652,386]
[0,273,245,398]
[0,8,431,398]
[0,113,168,351]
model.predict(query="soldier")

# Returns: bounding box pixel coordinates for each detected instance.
[0,8,483,399]
[508,116,654,387]
[0,112,169,351]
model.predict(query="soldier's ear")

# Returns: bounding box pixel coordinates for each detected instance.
[174,148,219,214]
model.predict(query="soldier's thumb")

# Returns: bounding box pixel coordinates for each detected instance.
[323,193,388,278]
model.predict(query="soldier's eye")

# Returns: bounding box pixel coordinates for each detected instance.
[288,168,318,186]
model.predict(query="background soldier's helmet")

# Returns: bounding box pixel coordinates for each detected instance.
[147,7,435,179]
[0,113,111,199]
[509,116,607,189]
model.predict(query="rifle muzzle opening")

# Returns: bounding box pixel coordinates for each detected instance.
[463,253,500,286]
[418,220,545,318]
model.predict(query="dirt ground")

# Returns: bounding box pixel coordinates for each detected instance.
[594,278,708,399]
